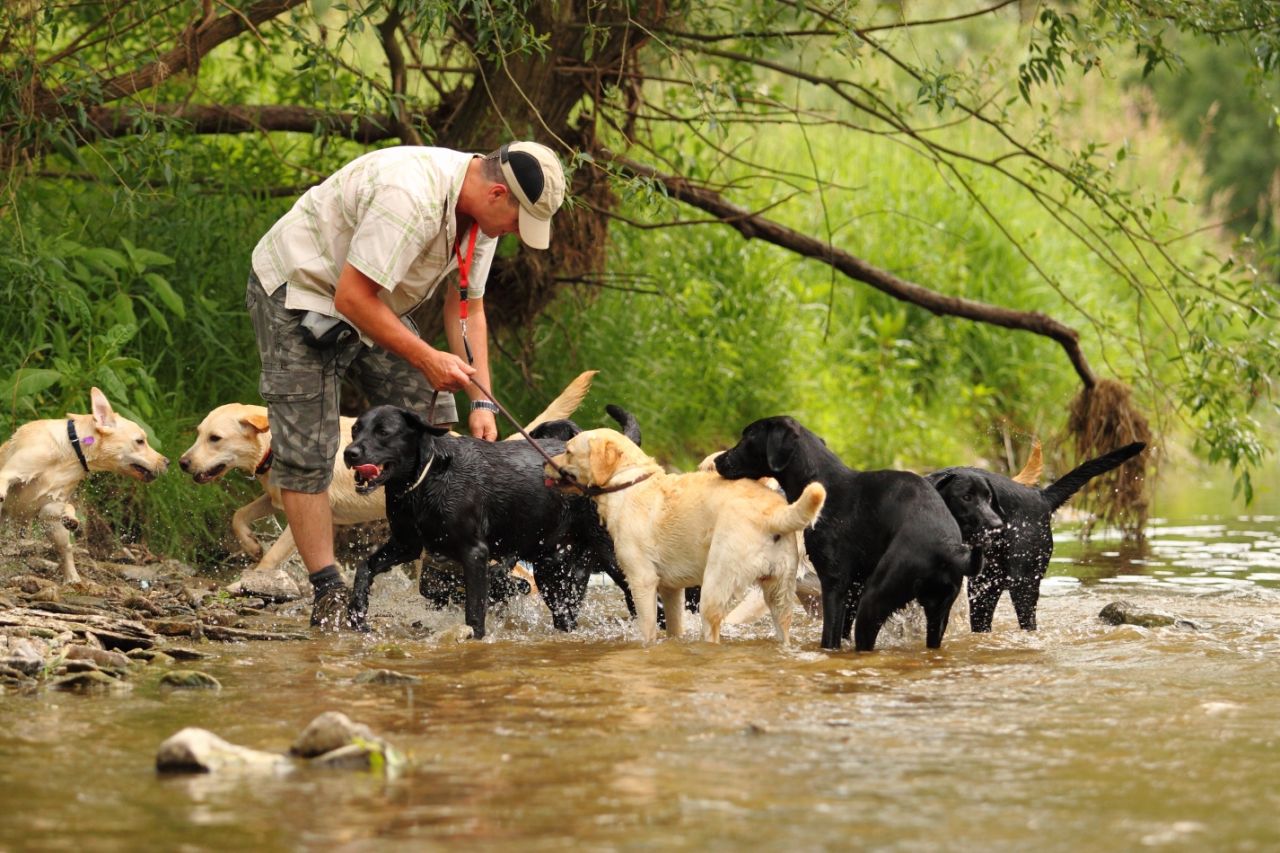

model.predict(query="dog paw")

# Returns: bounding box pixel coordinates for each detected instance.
[61,516,80,532]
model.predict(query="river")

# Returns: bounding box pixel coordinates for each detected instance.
[1,465,1278,851]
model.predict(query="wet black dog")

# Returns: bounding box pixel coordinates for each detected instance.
[927,441,1145,632]
[715,416,974,651]
[343,406,639,638]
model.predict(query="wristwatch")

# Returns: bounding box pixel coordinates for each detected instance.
[471,400,500,413]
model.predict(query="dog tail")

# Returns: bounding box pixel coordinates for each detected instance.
[1040,441,1146,512]
[520,370,597,435]
[605,404,642,446]
[1011,438,1042,486]
[766,482,826,535]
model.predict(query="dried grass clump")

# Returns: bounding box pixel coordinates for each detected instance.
[1065,379,1154,539]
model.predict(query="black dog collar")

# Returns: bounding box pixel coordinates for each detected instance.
[255,448,274,477]
[66,419,91,473]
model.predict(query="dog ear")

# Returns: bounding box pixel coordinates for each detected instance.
[987,483,1005,517]
[402,408,449,436]
[588,437,621,486]
[240,412,271,434]
[933,471,955,491]
[89,386,118,434]
[764,423,795,472]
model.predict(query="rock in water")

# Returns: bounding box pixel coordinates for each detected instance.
[353,668,421,685]
[225,569,302,602]
[291,711,380,758]
[1099,601,1199,630]
[155,728,291,775]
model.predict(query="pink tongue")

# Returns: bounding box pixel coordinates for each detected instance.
[354,463,381,479]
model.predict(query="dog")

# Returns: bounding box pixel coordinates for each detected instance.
[178,371,597,573]
[927,440,1146,632]
[546,429,826,645]
[714,416,973,651]
[342,405,642,638]
[0,387,169,582]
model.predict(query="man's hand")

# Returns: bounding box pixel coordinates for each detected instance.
[469,409,498,441]
[419,349,475,392]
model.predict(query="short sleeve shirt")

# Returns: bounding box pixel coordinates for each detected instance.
[251,146,497,341]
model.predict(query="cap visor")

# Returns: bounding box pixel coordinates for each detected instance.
[518,207,551,250]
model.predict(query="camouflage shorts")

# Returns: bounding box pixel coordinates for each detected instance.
[245,272,456,493]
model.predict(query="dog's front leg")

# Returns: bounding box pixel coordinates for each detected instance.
[38,500,81,583]
[459,541,491,639]
[255,524,297,573]
[658,585,685,639]
[818,574,850,650]
[349,534,421,630]
[232,492,276,561]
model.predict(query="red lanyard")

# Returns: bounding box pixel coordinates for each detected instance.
[454,222,478,363]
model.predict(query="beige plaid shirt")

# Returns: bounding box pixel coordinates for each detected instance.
[251,146,497,342]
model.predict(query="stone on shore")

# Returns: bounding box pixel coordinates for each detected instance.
[226,569,302,602]
[158,669,222,690]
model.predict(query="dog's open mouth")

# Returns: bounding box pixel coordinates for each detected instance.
[192,464,226,484]
[352,461,391,494]
[131,463,158,482]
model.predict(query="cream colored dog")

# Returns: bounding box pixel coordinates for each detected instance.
[546,429,826,645]
[179,371,597,572]
[0,387,169,582]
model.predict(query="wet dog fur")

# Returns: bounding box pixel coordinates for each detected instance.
[927,440,1146,632]
[342,404,641,638]
[715,416,973,652]
[546,429,826,645]
[0,387,169,582]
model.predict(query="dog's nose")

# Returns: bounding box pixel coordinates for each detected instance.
[178,455,190,472]
[342,446,360,466]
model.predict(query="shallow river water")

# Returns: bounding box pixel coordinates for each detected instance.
[2,475,1279,851]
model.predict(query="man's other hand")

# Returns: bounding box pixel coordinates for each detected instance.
[469,409,498,441]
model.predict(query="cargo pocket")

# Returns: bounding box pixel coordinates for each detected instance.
[259,369,321,404]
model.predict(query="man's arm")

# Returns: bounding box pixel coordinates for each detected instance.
[443,285,497,441]
[332,263,474,392]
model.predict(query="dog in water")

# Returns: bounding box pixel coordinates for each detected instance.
[928,440,1146,631]
[0,387,169,582]
[715,416,973,651]
[178,371,597,573]
[546,429,825,645]
[343,405,641,638]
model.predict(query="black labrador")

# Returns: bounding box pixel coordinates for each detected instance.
[927,441,1145,632]
[343,405,639,638]
[715,416,974,651]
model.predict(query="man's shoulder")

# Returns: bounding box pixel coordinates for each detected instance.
[352,146,469,188]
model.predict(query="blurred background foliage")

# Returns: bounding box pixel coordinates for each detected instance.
[0,1,1276,565]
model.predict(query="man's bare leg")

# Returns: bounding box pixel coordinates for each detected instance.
[282,489,348,629]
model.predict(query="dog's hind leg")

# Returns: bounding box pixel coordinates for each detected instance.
[232,493,276,562]
[459,542,492,639]
[852,564,915,652]
[535,557,591,632]
[919,578,961,649]
[758,572,795,646]
[819,575,855,650]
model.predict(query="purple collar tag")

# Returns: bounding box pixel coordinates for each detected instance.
[81,436,95,446]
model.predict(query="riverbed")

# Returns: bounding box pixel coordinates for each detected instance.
[2,480,1278,851]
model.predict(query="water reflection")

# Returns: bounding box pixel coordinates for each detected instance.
[2,511,1280,850]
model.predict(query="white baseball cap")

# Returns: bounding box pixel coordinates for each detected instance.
[498,141,566,250]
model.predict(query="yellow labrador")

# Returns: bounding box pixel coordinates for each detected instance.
[546,429,825,645]
[0,387,169,582]
[179,371,597,573]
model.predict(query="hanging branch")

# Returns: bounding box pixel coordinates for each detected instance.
[606,152,1098,388]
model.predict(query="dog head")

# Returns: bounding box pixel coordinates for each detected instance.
[77,387,169,482]
[929,469,1005,543]
[344,405,447,494]
[179,403,271,483]
[543,428,653,494]
[714,416,810,482]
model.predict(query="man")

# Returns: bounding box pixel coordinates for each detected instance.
[246,141,566,629]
